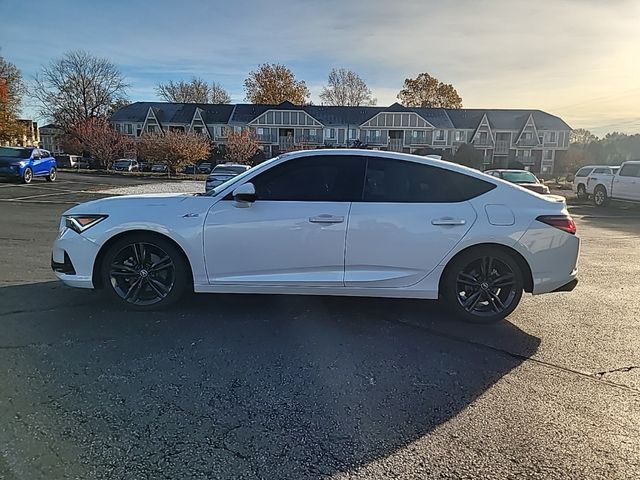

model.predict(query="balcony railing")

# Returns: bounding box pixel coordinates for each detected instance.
[407,137,430,145]
[366,135,385,144]
[474,137,494,146]
[495,140,510,154]
[518,137,539,147]
[256,133,274,143]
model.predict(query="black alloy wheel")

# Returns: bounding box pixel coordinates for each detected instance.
[443,248,524,323]
[101,234,189,309]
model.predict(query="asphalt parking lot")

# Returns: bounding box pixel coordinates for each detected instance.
[1,172,639,479]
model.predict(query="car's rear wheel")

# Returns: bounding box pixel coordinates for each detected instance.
[442,247,524,323]
[100,234,189,309]
[576,184,586,200]
[22,167,33,184]
[46,167,57,182]
[593,185,608,207]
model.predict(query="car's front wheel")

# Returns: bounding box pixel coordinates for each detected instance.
[442,247,524,323]
[100,234,190,309]
[576,184,587,200]
[22,167,33,184]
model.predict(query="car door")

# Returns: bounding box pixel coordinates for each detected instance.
[30,149,44,174]
[344,157,487,288]
[203,154,366,286]
[613,163,640,200]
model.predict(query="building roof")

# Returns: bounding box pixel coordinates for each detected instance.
[110,102,235,124]
[111,102,571,131]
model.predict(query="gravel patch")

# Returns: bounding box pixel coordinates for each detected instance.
[95,181,204,195]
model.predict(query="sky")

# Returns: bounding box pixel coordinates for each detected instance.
[2,0,640,137]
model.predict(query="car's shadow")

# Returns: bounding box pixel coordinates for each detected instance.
[1,282,540,479]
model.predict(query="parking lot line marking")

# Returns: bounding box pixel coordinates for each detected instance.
[9,190,81,201]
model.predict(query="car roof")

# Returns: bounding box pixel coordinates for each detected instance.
[485,169,534,173]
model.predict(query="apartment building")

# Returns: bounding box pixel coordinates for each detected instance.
[111,102,571,174]
[1,119,39,148]
[39,124,64,154]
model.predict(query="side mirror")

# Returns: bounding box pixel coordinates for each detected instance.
[232,182,256,207]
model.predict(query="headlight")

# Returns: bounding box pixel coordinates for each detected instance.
[64,214,108,233]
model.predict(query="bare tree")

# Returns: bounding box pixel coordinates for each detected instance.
[244,64,309,105]
[30,50,129,130]
[210,82,231,104]
[137,130,210,174]
[226,129,259,165]
[65,118,134,166]
[0,54,26,143]
[156,77,210,103]
[319,68,376,106]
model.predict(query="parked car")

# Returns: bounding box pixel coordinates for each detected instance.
[589,160,640,206]
[53,149,579,323]
[138,161,152,172]
[183,164,197,174]
[0,147,57,184]
[151,163,169,173]
[205,163,251,191]
[484,169,550,194]
[56,154,90,169]
[573,165,620,200]
[112,159,139,172]
[197,162,213,174]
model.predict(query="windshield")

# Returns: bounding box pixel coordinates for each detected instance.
[501,171,538,183]
[115,160,132,166]
[213,165,248,174]
[204,156,280,196]
[0,147,32,159]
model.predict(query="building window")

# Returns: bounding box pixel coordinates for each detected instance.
[257,127,267,136]
[454,131,465,142]
[147,125,156,133]
[324,128,336,139]
[522,150,531,157]
[543,149,553,160]
[523,132,533,140]
[115,123,121,132]
[349,128,357,140]
[546,131,557,143]
[126,124,133,135]
[193,126,203,134]
[434,129,446,141]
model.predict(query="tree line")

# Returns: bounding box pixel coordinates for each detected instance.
[0,48,465,169]
[554,128,640,175]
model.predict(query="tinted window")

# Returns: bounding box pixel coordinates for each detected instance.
[593,168,607,174]
[362,158,495,203]
[40,150,50,158]
[575,167,593,177]
[619,163,640,177]
[251,155,365,201]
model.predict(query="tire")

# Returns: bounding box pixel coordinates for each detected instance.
[21,167,33,184]
[441,247,524,324]
[100,233,190,310]
[46,167,57,182]
[576,184,587,200]
[593,185,608,207]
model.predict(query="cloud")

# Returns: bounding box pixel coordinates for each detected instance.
[4,0,639,132]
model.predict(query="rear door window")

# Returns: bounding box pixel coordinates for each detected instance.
[575,167,593,177]
[362,158,495,203]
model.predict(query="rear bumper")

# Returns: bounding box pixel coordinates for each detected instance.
[551,277,578,293]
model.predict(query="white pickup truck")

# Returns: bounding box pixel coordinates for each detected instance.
[590,160,640,206]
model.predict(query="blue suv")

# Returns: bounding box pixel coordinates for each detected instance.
[0,147,57,184]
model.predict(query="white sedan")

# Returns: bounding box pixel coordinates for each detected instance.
[52,149,579,323]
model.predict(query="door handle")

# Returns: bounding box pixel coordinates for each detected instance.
[309,214,344,224]
[431,218,466,226]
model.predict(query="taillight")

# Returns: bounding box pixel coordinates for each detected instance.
[536,215,577,235]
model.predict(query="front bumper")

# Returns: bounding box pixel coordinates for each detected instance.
[52,228,101,289]
[0,166,22,178]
